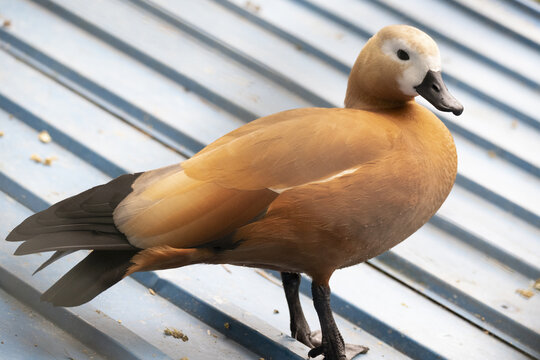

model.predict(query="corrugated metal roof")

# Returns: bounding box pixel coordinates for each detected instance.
[0,0,538,359]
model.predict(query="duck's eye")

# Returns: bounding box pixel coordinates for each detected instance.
[397,49,410,61]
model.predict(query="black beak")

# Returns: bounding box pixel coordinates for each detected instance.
[415,70,463,116]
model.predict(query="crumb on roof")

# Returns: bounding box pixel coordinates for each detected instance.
[516,289,534,299]
[30,154,43,163]
[38,130,52,143]
[164,327,189,342]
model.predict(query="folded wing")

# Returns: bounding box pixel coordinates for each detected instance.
[113,166,277,249]
[115,108,400,249]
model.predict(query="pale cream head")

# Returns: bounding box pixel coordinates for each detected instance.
[378,25,441,96]
[345,24,462,115]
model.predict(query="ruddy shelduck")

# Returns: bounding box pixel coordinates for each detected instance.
[8,25,463,360]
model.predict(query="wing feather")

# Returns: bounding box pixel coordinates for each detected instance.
[113,168,276,249]
[182,108,399,190]
[114,108,398,249]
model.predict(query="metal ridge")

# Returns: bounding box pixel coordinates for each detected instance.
[0,28,204,158]
[0,230,171,360]
[124,0,334,108]
[504,0,540,17]
[430,215,540,279]
[0,93,127,178]
[444,0,540,51]
[29,0,258,122]
[372,252,540,359]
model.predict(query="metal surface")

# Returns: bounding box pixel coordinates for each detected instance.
[0,0,538,359]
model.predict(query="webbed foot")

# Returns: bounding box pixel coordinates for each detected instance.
[308,330,368,359]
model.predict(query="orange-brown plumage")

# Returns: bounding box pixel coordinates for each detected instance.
[7,24,463,360]
[124,102,456,284]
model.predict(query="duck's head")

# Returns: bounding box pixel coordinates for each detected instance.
[345,25,463,116]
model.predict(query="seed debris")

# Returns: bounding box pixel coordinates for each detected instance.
[244,1,261,12]
[164,327,189,342]
[30,154,43,163]
[38,130,52,143]
[516,289,534,299]
[44,156,58,166]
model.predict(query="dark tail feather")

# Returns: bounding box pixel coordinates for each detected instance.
[41,250,138,307]
[6,173,141,243]
[33,250,74,275]
[14,231,135,255]
[5,172,143,306]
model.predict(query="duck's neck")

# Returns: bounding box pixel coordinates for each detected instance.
[344,85,412,111]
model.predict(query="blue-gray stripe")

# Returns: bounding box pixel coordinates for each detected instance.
[441,116,540,179]
[504,0,540,17]
[455,174,540,229]
[0,28,204,158]
[0,93,127,178]
[0,264,171,360]
[30,0,258,122]
[429,215,540,280]
[373,252,540,359]
[132,271,306,360]
[126,0,335,108]
[0,173,50,213]
[211,0,352,74]
[444,0,540,51]
[0,180,171,360]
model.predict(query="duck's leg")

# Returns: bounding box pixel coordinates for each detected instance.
[281,272,318,348]
[308,282,346,360]
[308,282,369,360]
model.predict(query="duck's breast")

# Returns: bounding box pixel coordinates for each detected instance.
[265,138,456,268]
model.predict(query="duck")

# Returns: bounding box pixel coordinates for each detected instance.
[6,24,463,360]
